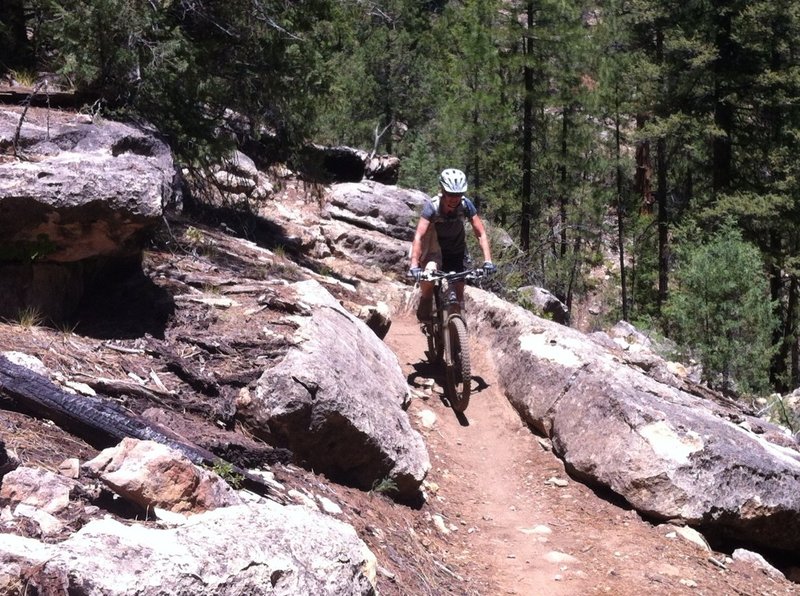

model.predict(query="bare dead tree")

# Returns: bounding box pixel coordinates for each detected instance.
[369,119,393,160]
[12,79,47,159]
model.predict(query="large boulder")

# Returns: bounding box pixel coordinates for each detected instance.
[0,503,377,595]
[239,279,429,501]
[0,110,172,262]
[0,466,76,515]
[83,439,242,514]
[326,180,426,241]
[516,286,569,325]
[0,109,173,321]
[299,145,400,184]
[466,287,800,552]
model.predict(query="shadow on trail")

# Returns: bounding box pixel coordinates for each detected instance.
[407,360,493,426]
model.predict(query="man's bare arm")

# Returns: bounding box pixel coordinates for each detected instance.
[471,215,492,263]
[410,218,431,267]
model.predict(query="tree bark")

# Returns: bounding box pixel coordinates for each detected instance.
[712,2,734,196]
[656,136,669,311]
[520,1,535,252]
[614,93,628,321]
[655,28,669,313]
[559,104,570,258]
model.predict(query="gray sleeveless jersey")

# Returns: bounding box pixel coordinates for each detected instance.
[420,195,477,255]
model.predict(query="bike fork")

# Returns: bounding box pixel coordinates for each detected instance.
[442,312,467,367]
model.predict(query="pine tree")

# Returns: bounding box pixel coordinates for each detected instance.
[666,225,777,394]
[706,0,800,388]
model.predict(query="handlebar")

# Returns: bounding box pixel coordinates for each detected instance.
[417,268,488,283]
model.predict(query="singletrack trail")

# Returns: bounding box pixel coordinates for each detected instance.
[384,314,787,596]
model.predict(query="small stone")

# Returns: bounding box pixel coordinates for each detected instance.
[317,495,342,515]
[545,477,569,487]
[58,458,80,479]
[518,524,552,536]
[432,514,450,535]
[679,579,697,588]
[13,504,63,536]
[544,551,578,565]
[153,507,188,525]
[287,489,318,510]
[732,549,785,580]
[423,480,440,494]
[378,566,396,581]
[674,526,711,552]
[417,409,437,429]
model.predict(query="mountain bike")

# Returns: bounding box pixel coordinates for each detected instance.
[417,268,487,413]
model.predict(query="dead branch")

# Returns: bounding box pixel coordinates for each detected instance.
[12,80,46,158]
[145,341,220,396]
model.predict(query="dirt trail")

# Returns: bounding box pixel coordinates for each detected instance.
[384,314,795,596]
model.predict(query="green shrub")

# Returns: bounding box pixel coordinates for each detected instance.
[665,225,777,395]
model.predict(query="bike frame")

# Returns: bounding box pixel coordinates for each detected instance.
[419,268,483,364]
[417,267,486,412]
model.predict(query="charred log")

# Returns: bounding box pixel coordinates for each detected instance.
[0,355,282,503]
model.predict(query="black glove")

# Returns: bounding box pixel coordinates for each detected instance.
[408,266,422,282]
[483,261,497,275]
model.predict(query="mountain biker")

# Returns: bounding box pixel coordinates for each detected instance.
[408,168,495,322]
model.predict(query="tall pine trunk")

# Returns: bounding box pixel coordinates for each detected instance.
[655,29,669,312]
[615,99,628,321]
[520,2,535,252]
[656,137,669,311]
[559,105,570,258]
[712,2,734,195]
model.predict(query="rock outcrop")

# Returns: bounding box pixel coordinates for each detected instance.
[0,110,172,262]
[516,286,569,325]
[466,287,800,552]
[300,144,400,184]
[0,503,377,595]
[321,180,427,274]
[0,109,174,321]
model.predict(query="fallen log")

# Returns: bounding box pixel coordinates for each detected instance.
[0,355,283,503]
[0,86,96,109]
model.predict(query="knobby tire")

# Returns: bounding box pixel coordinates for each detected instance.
[445,317,471,412]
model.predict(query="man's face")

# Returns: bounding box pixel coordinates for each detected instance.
[442,192,463,210]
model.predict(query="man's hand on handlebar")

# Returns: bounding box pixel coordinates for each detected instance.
[408,266,422,282]
[483,261,497,275]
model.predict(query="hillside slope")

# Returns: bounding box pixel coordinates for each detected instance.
[0,211,796,594]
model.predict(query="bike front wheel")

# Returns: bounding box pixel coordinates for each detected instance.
[445,317,471,412]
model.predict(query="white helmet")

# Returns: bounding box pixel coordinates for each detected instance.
[439,168,468,193]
